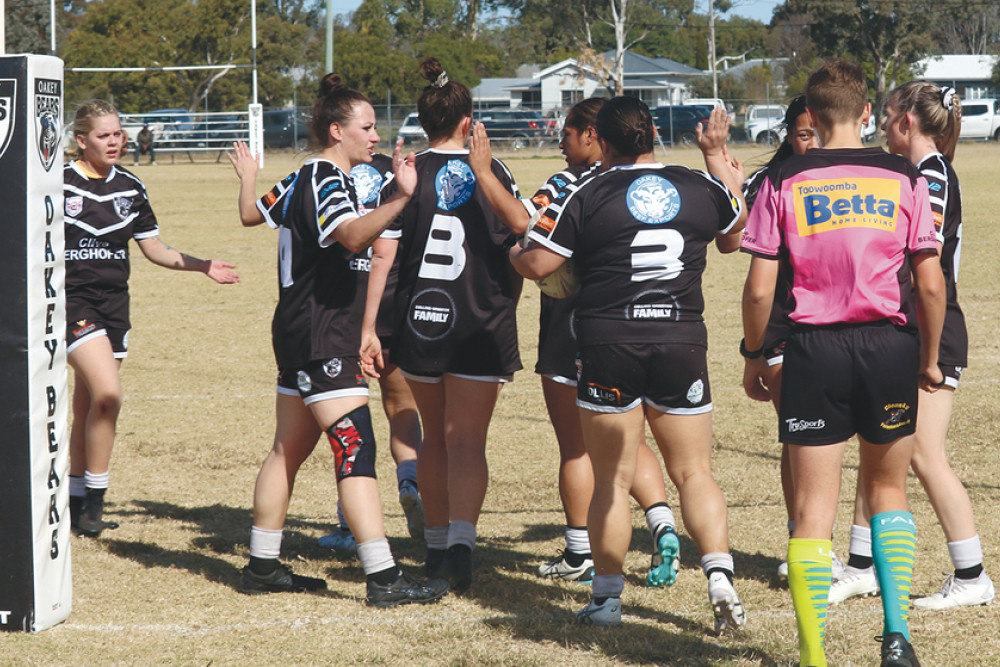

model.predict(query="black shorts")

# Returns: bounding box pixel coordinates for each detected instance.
[779,321,919,446]
[577,342,712,414]
[534,293,578,381]
[66,292,130,358]
[938,362,963,390]
[277,357,368,405]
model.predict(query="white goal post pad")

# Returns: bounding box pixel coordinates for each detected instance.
[248,102,264,168]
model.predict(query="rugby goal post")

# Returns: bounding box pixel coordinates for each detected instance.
[0,54,72,633]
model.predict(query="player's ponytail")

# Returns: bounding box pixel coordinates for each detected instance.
[311,73,370,149]
[417,57,472,142]
[889,81,961,162]
[595,96,654,158]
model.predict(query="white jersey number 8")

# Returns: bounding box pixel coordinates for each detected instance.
[631,228,684,281]
[418,214,467,281]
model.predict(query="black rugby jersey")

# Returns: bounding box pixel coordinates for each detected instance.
[351,153,401,340]
[64,162,159,301]
[528,162,742,346]
[384,148,522,376]
[257,158,371,368]
[918,152,967,367]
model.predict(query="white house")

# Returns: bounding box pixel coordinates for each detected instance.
[477,51,706,112]
[913,54,999,99]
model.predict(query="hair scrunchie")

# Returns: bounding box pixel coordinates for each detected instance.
[433,71,449,89]
[940,86,956,111]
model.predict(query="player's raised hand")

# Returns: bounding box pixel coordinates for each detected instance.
[468,122,493,176]
[695,106,731,157]
[227,141,259,182]
[391,138,417,199]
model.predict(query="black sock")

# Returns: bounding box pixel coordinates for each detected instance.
[249,556,279,576]
[593,596,608,605]
[706,567,734,584]
[564,550,591,567]
[955,564,984,580]
[847,553,874,570]
[368,566,402,586]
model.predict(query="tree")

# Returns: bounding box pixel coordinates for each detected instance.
[931,4,1000,55]
[775,0,936,116]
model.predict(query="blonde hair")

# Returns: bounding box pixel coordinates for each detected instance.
[889,81,962,162]
[73,99,119,138]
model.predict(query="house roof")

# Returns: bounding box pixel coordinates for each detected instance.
[471,78,529,99]
[915,54,999,81]
[721,57,790,77]
[603,50,704,76]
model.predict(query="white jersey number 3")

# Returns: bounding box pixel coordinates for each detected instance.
[631,229,684,281]
[418,214,467,281]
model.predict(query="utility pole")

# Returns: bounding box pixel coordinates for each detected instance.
[326,0,334,73]
[709,0,718,99]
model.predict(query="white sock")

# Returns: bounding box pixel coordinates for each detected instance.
[948,535,984,572]
[84,469,109,490]
[849,523,873,559]
[565,526,591,555]
[701,552,734,577]
[592,574,624,599]
[425,525,448,550]
[644,504,676,538]
[447,520,476,550]
[357,538,396,576]
[249,526,282,560]
[396,460,418,485]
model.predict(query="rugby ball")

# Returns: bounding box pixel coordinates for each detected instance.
[536,259,580,299]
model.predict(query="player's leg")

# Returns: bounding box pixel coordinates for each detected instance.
[631,442,680,588]
[576,405,644,627]
[537,376,595,582]
[909,385,993,608]
[67,335,123,537]
[436,374,503,592]
[829,470,880,604]
[406,375,449,576]
[242,391,326,594]
[648,408,744,633]
[379,361,425,540]
[765,359,796,582]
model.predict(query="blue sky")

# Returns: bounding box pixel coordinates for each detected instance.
[330,0,781,24]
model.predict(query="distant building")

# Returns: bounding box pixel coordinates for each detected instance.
[913,54,999,99]
[474,50,707,111]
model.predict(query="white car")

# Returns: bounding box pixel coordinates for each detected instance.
[744,104,786,145]
[396,112,427,146]
[960,98,1000,141]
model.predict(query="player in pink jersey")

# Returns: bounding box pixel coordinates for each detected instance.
[741,62,945,667]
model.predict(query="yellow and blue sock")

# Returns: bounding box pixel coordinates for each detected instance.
[788,538,832,667]
[871,510,916,641]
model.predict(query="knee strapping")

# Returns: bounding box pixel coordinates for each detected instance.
[327,405,378,481]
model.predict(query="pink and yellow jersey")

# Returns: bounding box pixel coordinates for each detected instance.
[741,147,937,328]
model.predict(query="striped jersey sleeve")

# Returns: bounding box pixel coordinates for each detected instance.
[917,152,949,244]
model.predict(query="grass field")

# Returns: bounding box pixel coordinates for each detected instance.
[6,141,1000,665]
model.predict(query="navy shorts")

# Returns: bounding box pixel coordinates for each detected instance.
[577,342,712,415]
[779,321,919,446]
[277,356,368,405]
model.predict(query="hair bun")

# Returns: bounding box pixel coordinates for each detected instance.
[419,58,445,85]
[320,73,347,97]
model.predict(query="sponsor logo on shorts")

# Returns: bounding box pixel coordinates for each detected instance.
[686,379,704,405]
[297,370,313,393]
[0,79,16,162]
[627,175,681,225]
[350,163,383,205]
[66,196,84,217]
[34,78,61,171]
[881,402,912,430]
[407,288,457,341]
[113,196,133,220]
[435,159,475,210]
[121,330,129,351]
[792,178,900,236]
[585,382,622,406]
[73,320,97,337]
[785,417,826,433]
[954,366,964,378]
[323,358,342,378]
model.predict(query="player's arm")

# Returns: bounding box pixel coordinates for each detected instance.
[334,141,416,252]
[227,141,266,227]
[468,122,530,235]
[696,107,748,243]
[912,251,946,391]
[359,237,398,378]
[508,240,566,281]
[136,237,240,284]
[741,255,778,401]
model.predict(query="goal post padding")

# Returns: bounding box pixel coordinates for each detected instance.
[0,54,72,633]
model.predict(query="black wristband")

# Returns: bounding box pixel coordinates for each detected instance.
[739,338,763,360]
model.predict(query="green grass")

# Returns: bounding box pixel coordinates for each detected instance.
[6,142,999,665]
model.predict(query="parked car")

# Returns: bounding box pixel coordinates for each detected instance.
[396,111,428,146]
[684,97,726,110]
[744,104,787,145]
[474,108,546,150]
[960,98,1000,141]
[650,105,711,146]
[262,109,310,150]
